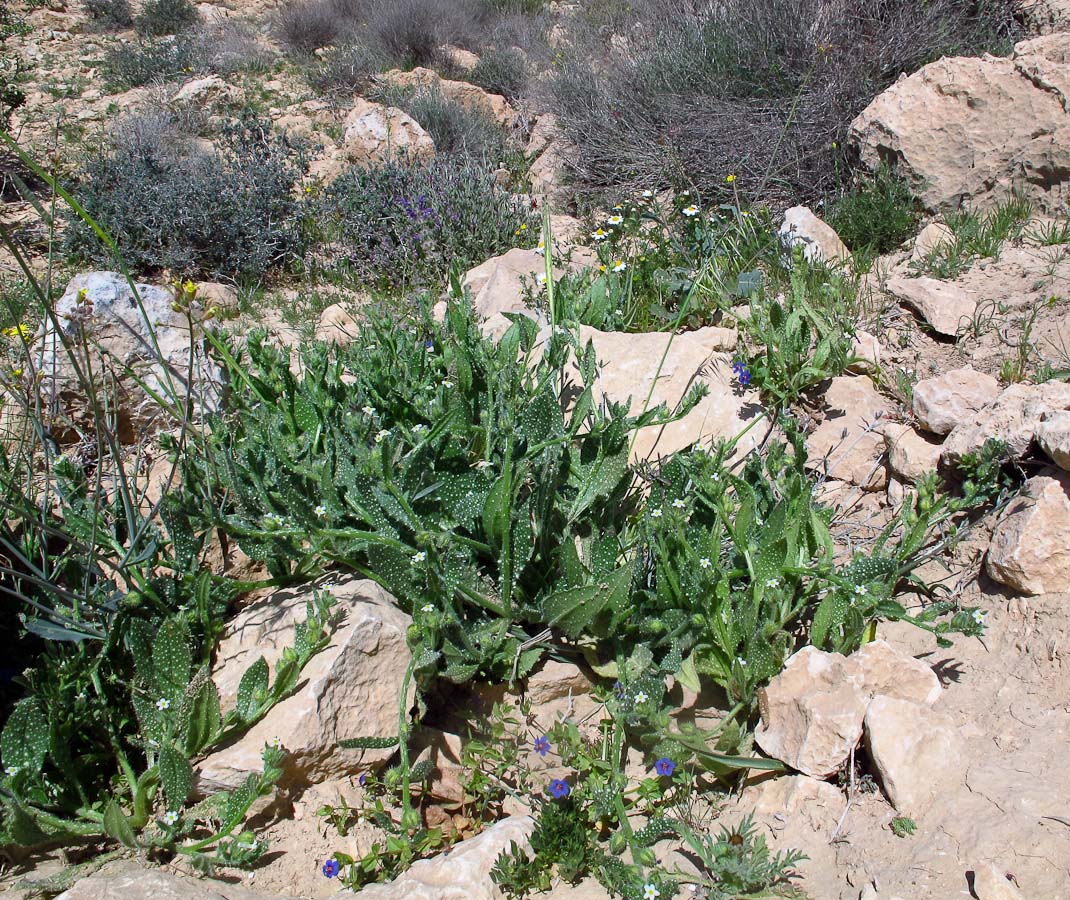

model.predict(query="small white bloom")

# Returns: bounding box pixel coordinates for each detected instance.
[765,578,780,589]
[534,240,545,256]
[634,691,649,704]
[5,765,19,777]
[375,429,390,443]
[737,656,747,667]
[614,308,623,316]
[475,459,492,470]
[641,189,653,199]
[269,737,283,749]
[972,609,987,625]
[314,504,327,517]
[650,508,663,519]
[536,272,548,285]
[612,260,627,272]
[421,603,435,613]
[362,405,376,416]
[607,215,623,226]
[682,204,699,217]
[413,423,428,433]
[442,380,454,389]
[156,698,171,711]
[721,609,729,624]
[643,883,660,900]
[672,498,686,509]
[412,551,426,564]
[699,557,711,569]
[854,584,867,596]
[591,228,608,242]
[163,810,179,826]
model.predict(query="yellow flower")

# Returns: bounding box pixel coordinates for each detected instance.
[2,323,31,340]
[11,367,23,378]
[598,264,607,273]
[725,173,736,184]
[518,223,527,232]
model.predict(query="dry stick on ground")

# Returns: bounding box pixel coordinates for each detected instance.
[829,743,856,844]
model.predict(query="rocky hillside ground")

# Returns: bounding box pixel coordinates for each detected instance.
[2,1,1070,899]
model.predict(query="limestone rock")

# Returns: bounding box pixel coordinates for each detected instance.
[971,862,1028,900]
[525,113,559,158]
[342,99,435,166]
[806,376,891,490]
[171,75,232,106]
[850,36,1070,213]
[529,140,570,207]
[882,423,943,483]
[55,862,293,900]
[575,325,763,464]
[755,647,868,778]
[749,773,845,834]
[853,639,942,706]
[1037,409,1070,469]
[942,381,1070,465]
[885,274,977,337]
[756,642,942,778]
[315,303,360,345]
[848,330,881,375]
[375,67,515,126]
[913,368,1000,435]
[986,467,1070,595]
[778,206,849,265]
[197,577,412,791]
[863,696,962,814]
[31,272,215,443]
[347,816,534,900]
[911,221,955,262]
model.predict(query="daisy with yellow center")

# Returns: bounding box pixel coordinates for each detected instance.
[606,214,623,226]
[682,205,699,217]
[591,228,608,241]
[612,260,627,272]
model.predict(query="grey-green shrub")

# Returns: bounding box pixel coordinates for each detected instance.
[828,162,921,255]
[65,112,308,280]
[468,46,527,101]
[84,0,135,30]
[135,0,199,36]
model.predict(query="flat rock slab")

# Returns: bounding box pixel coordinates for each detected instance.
[55,862,295,900]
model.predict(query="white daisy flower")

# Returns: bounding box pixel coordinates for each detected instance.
[672,498,686,509]
[591,228,608,242]
[362,405,376,416]
[411,551,426,564]
[682,205,699,217]
[421,603,435,613]
[612,260,627,272]
[650,508,663,519]
[314,504,327,516]
[375,429,390,443]
[607,215,624,226]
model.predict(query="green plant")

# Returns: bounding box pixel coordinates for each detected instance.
[915,195,1033,279]
[65,112,308,280]
[318,157,537,291]
[103,35,199,89]
[308,38,390,95]
[84,0,135,29]
[828,162,921,256]
[890,816,917,838]
[1025,217,1070,247]
[135,0,199,36]
[0,2,30,126]
[999,297,1054,384]
[468,46,527,101]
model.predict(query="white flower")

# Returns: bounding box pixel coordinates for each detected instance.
[375,429,390,443]
[314,504,327,517]
[643,883,660,900]
[413,423,428,433]
[650,508,663,519]
[672,498,686,509]
[269,737,283,749]
[607,215,623,226]
[721,609,729,624]
[634,691,649,704]
[163,810,179,826]
[536,272,548,285]
[591,228,608,242]
[737,657,747,667]
[421,603,435,613]
[854,584,867,596]
[5,765,19,777]
[972,609,987,625]
[156,698,171,712]
[612,260,627,273]
[264,513,284,527]
[699,557,712,569]
[362,405,376,416]
[765,578,780,589]
[682,205,699,217]
[474,460,492,470]
[412,551,426,564]
[641,189,653,199]
[614,308,623,316]
[443,380,454,389]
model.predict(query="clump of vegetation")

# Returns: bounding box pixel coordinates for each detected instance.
[468,45,527,100]
[84,0,135,30]
[65,111,308,280]
[545,0,1024,204]
[369,83,508,160]
[914,193,1033,279]
[103,35,199,87]
[318,156,537,291]
[0,2,30,127]
[828,162,922,256]
[135,0,200,36]
[308,38,390,95]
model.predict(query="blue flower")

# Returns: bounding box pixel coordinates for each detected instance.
[358,773,367,787]
[654,757,676,777]
[549,779,571,799]
[534,736,551,757]
[322,859,340,878]
[732,360,752,387]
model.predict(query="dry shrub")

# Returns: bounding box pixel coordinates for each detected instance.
[546,0,1024,206]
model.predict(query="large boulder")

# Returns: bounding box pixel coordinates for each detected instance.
[196,577,412,792]
[31,272,213,443]
[850,34,1070,213]
[347,816,534,900]
[941,381,1070,465]
[986,467,1070,595]
[342,99,435,166]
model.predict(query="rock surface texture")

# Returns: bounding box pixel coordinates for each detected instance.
[851,34,1070,213]
[342,99,435,166]
[197,577,412,791]
[884,274,977,338]
[912,368,1000,435]
[986,467,1070,595]
[777,206,849,265]
[805,376,890,489]
[55,863,293,900]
